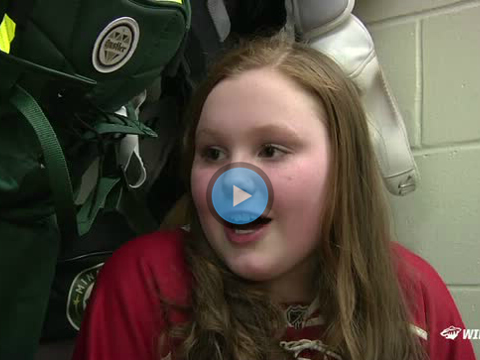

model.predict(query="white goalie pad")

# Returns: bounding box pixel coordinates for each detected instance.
[288,0,418,196]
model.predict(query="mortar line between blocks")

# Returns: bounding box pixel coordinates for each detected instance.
[412,141,480,156]
[416,20,423,148]
[446,284,480,289]
[365,0,480,29]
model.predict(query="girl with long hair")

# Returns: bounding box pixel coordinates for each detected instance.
[72,35,476,360]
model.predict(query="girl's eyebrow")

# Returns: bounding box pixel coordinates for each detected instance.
[196,124,301,142]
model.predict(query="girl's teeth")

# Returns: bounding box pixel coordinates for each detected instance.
[234,229,256,234]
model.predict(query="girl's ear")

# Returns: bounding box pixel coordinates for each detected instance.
[159,194,190,230]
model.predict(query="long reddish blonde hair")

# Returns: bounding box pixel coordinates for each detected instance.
[160,34,427,360]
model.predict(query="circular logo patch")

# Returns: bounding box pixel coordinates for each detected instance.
[92,17,139,73]
[66,263,104,330]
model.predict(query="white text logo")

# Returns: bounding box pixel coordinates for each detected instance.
[441,326,480,340]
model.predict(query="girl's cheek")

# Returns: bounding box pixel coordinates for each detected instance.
[268,165,323,212]
[191,166,214,211]
[269,179,296,214]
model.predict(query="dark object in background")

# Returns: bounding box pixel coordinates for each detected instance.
[226,0,287,37]
[146,0,288,225]
[41,212,136,340]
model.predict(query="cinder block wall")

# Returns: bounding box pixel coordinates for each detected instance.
[353,0,480,357]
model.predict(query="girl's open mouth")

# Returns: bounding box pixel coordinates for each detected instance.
[224,217,272,244]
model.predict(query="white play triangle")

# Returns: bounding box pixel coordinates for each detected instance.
[233,185,252,207]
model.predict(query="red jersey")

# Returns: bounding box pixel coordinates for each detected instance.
[72,228,476,360]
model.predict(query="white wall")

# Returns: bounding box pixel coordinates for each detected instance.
[354,0,480,357]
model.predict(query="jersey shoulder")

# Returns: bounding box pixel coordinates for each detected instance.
[72,228,193,360]
[100,227,192,304]
[391,242,475,360]
[392,241,452,319]
[391,241,455,303]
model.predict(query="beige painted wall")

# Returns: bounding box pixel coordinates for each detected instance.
[354,0,480,357]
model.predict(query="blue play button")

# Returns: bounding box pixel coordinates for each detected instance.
[207,163,273,225]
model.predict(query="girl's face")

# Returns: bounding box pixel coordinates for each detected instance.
[191,68,331,301]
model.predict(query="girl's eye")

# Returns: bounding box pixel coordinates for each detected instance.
[259,144,286,159]
[201,147,225,161]
[199,144,287,162]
